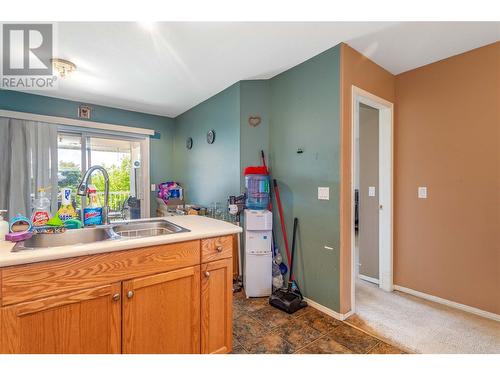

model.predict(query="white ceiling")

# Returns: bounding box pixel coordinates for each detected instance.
[25,22,499,117]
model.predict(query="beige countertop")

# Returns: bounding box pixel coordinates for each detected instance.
[0,215,242,268]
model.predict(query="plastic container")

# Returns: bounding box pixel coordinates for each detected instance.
[56,188,77,221]
[31,188,51,227]
[83,185,103,226]
[0,210,9,241]
[244,166,270,210]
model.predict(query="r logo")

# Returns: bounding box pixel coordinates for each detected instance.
[2,24,53,76]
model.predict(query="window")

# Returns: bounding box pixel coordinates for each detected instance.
[57,130,148,221]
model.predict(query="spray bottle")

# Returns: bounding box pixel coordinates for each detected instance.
[31,187,51,227]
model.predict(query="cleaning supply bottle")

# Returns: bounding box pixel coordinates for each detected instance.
[0,210,9,241]
[31,188,52,227]
[83,185,103,226]
[56,188,77,221]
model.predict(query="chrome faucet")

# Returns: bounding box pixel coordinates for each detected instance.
[77,165,110,225]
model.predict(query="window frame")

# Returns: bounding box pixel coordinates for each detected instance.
[57,126,151,219]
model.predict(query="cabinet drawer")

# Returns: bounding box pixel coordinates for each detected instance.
[201,236,233,263]
[1,240,200,306]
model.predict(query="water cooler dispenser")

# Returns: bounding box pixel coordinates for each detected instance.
[244,209,273,297]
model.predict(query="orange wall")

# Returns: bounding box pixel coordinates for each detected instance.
[341,42,500,315]
[394,42,500,314]
[340,43,395,313]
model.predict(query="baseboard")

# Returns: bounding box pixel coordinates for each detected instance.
[358,274,379,285]
[303,297,353,321]
[394,285,500,323]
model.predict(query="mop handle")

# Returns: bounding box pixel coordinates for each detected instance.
[261,150,267,169]
[261,150,273,212]
[273,179,292,277]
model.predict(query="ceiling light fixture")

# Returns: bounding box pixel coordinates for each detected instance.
[51,58,77,78]
[138,22,156,32]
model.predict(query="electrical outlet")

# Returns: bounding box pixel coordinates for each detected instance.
[318,187,330,200]
[368,186,376,197]
[418,186,427,199]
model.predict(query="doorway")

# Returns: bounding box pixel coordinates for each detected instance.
[351,86,393,313]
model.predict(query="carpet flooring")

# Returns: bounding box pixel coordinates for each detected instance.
[346,279,500,354]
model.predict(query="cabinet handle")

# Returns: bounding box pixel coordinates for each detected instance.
[112,293,120,301]
[204,271,210,278]
[127,290,134,299]
[216,245,223,252]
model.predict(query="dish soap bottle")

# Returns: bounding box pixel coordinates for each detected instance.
[0,210,9,241]
[56,188,77,221]
[31,187,51,227]
[83,185,103,226]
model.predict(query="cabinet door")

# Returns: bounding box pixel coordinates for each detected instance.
[0,283,121,354]
[122,265,200,354]
[201,258,233,354]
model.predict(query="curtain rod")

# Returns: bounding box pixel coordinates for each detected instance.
[0,109,155,137]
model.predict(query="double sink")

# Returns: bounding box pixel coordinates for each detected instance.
[12,219,190,252]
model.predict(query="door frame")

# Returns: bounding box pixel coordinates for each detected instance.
[351,86,394,312]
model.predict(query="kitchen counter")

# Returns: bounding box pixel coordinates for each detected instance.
[0,215,242,268]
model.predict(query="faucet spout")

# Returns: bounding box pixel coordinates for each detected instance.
[77,165,110,225]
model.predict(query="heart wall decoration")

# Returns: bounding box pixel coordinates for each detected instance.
[248,116,262,127]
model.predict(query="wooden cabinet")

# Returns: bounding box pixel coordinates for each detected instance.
[0,235,234,354]
[0,283,121,354]
[201,258,232,354]
[122,266,201,354]
[201,236,233,263]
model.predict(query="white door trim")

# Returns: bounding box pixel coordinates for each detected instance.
[351,86,394,312]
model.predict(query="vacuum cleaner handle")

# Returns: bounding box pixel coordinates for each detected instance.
[289,218,298,285]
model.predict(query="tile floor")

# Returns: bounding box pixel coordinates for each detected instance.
[232,291,406,354]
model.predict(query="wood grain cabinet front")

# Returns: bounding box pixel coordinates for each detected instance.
[0,283,121,354]
[201,236,233,263]
[122,265,201,354]
[0,237,234,354]
[201,258,233,354]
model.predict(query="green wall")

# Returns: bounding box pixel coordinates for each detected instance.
[269,45,341,311]
[171,46,342,311]
[0,43,343,311]
[172,83,241,206]
[239,80,270,190]
[0,90,175,215]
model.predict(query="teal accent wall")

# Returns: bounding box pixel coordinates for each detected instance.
[0,43,343,311]
[0,90,175,215]
[239,80,270,191]
[172,83,241,206]
[269,45,341,311]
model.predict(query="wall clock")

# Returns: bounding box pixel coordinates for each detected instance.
[207,129,216,144]
[186,137,193,149]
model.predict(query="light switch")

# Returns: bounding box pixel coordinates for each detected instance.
[318,187,330,200]
[151,184,156,192]
[418,186,427,199]
[368,186,376,197]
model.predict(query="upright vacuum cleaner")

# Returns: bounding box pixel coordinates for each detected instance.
[269,183,307,314]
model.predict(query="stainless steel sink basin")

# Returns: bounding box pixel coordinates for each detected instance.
[12,227,116,251]
[11,219,189,252]
[111,219,189,239]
